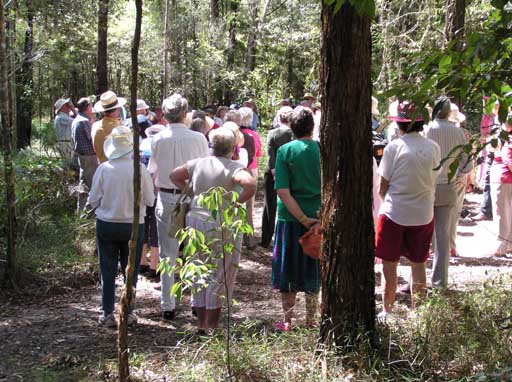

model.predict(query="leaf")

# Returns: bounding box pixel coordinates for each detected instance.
[438,55,452,74]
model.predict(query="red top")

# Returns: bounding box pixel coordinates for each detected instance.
[240,128,262,169]
[491,141,512,184]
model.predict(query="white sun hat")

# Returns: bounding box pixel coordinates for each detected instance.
[103,126,133,160]
[449,103,466,125]
[136,99,150,111]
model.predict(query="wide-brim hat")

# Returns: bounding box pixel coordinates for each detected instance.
[94,90,127,112]
[103,126,133,160]
[388,101,424,122]
[54,98,71,115]
[136,99,150,111]
[449,103,466,124]
[145,124,164,137]
[303,92,316,101]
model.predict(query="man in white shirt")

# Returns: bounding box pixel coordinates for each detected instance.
[148,94,209,320]
[426,97,471,288]
[376,102,441,319]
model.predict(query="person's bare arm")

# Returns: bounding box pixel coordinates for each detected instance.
[276,188,319,228]
[233,169,256,203]
[378,176,390,200]
[170,164,190,190]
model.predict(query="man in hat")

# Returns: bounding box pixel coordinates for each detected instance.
[426,97,471,288]
[71,97,98,213]
[54,98,76,162]
[148,93,209,320]
[376,101,441,319]
[92,90,127,163]
[301,93,316,108]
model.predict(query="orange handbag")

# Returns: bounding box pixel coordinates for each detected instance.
[299,225,322,260]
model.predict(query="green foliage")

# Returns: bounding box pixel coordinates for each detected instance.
[0,149,75,263]
[158,187,252,302]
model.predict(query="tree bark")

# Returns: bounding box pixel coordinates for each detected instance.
[319,2,375,348]
[96,0,109,95]
[226,0,238,72]
[210,0,220,19]
[245,0,270,72]
[445,0,465,45]
[117,0,142,380]
[0,0,19,288]
[16,0,34,149]
[162,0,170,100]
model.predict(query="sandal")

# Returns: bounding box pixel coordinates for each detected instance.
[273,321,292,332]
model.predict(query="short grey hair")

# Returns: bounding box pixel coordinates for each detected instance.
[162,93,188,123]
[190,118,206,134]
[210,127,236,157]
[225,110,241,126]
[238,107,253,128]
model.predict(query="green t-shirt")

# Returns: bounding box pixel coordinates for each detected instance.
[274,139,321,222]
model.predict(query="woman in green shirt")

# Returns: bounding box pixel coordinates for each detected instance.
[272,106,321,331]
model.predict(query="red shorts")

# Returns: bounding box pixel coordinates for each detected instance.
[375,214,434,263]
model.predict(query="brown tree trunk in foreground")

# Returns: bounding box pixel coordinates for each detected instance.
[118,0,142,380]
[96,0,109,95]
[445,0,465,107]
[16,0,34,149]
[319,2,375,347]
[0,0,18,288]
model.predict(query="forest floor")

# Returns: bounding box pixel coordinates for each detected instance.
[0,191,511,381]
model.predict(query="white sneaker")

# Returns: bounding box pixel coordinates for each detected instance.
[377,311,389,323]
[98,313,117,327]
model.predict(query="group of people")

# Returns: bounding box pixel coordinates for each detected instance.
[54,87,511,331]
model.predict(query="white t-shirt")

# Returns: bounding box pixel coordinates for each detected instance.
[148,124,209,189]
[378,132,441,226]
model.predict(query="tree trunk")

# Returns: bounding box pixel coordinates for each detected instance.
[0,0,19,289]
[245,0,259,72]
[162,0,170,100]
[16,0,34,149]
[319,2,375,348]
[445,0,465,45]
[226,0,238,72]
[210,0,219,19]
[117,0,142,380]
[96,0,109,95]
[6,1,16,150]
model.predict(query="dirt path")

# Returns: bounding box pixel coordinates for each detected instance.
[1,192,511,381]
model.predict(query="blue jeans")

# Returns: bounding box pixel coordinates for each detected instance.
[96,219,144,316]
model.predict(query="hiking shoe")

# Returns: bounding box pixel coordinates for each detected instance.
[98,313,117,327]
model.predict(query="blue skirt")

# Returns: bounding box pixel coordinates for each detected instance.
[271,221,321,293]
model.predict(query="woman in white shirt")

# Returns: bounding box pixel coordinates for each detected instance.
[88,126,155,327]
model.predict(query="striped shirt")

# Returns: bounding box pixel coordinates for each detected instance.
[425,118,472,184]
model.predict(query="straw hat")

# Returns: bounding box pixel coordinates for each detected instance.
[54,98,71,115]
[103,126,133,160]
[94,90,127,112]
[303,92,316,101]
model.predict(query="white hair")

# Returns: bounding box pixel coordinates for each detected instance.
[162,94,188,123]
[238,107,253,128]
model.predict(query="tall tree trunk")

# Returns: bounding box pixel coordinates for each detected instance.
[210,0,220,19]
[319,2,375,347]
[96,0,109,95]
[6,1,16,150]
[16,0,34,149]
[0,0,18,289]
[162,0,170,100]
[226,0,238,72]
[245,0,259,72]
[445,0,465,107]
[118,0,142,380]
[445,0,465,44]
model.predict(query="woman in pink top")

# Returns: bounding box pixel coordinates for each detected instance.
[239,107,263,248]
[490,119,512,257]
